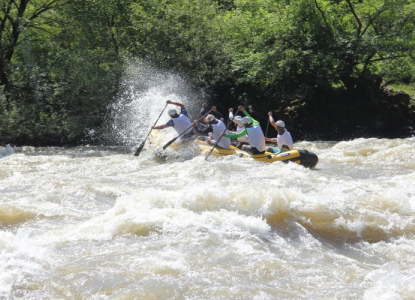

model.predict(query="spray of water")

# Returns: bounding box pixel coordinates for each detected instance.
[0,145,15,158]
[99,61,206,147]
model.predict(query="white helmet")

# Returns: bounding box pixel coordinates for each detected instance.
[233,116,243,127]
[168,109,177,117]
[276,120,285,128]
[241,117,252,125]
[205,114,216,123]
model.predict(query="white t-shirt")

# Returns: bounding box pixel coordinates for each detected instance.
[277,130,293,150]
[211,121,231,149]
[167,112,193,135]
[246,124,266,152]
[229,112,248,142]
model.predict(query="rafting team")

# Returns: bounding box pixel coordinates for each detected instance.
[152,100,293,155]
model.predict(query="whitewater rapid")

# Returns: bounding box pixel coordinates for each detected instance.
[1,64,415,299]
[1,136,415,299]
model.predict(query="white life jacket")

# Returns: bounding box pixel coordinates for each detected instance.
[236,126,248,143]
[229,112,248,142]
[277,130,293,150]
[171,114,192,135]
[246,124,266,152]
[211,121,231,149]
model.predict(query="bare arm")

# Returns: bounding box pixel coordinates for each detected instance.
[211,106,224,120]
[167,100,185,110]
[268,111,278,130]
[152,124,169,130]
[265,137,277,142]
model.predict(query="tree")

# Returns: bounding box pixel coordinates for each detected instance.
[0,0,69,87]
[0,0,129,145]
[219,0,415,95]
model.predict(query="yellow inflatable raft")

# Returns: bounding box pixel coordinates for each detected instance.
[147,130,318,168]
[195,138,318,169]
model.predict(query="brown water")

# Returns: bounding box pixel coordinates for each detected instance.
[1,64,415,299]
[1,136,415,299]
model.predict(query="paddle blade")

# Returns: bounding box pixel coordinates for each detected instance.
[162,137,177,150]
[134,142,145,156]
[205,147,215,161]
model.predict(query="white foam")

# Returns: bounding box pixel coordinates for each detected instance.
[0,145,15,158]
[0,230,53,297]
[363,262,406,300]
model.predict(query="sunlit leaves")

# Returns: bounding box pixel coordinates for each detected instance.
[217,0,415,96]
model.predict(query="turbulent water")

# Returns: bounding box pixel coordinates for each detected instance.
[2,67,415,299]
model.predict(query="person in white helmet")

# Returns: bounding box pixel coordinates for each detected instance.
[200,103,224,122]
[221,106,266,155]
[228,108,248,148]
[152,100,194,138]
[197,103,225,132]
[193,114,231,149]
[265,111,293,153]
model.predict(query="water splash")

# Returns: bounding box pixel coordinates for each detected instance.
[99,61,206,146]
[0,145,16,159]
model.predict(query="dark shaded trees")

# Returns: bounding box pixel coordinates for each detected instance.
[213,0,415,138]
[1,0,414,145]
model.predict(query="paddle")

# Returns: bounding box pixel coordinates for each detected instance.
[162,109,213,150]
[205,109,238,161]
[265,117,270,137]
[134,103,168,156]
[227,108,236,128]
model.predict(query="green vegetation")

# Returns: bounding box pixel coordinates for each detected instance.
[1,0,415,145]
[388,83,415,100]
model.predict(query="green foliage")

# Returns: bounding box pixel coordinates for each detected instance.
[388,82,415,99]
[219,0,415,92]
[1,0,123,145]
[1,0,415,145]
[128,0,232,91]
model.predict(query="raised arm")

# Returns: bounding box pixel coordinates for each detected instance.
[268,111,278,130]
[212,106,224,121]
[229,108,234,119]
[239,106,259,125]
[167,100,185,111]
[200,103,208,116]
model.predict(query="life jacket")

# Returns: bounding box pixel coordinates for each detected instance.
[211,121,231,149]
[277,130,293,150]
[246,124,266,152]
[229,112,248,142]
[236,125,248,143]
[172,114,193,135]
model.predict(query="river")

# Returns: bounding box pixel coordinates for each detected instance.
[1,67,415,299]
[1,134,415,299]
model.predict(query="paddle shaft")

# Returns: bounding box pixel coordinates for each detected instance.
[265,118,270,137]
[162,109,213,150]
[134,103,168,156]
[205,109,238,161]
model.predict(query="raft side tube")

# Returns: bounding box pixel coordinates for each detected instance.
[263,150,301,163]
[296,150,318,169]
[265,150,318,168]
